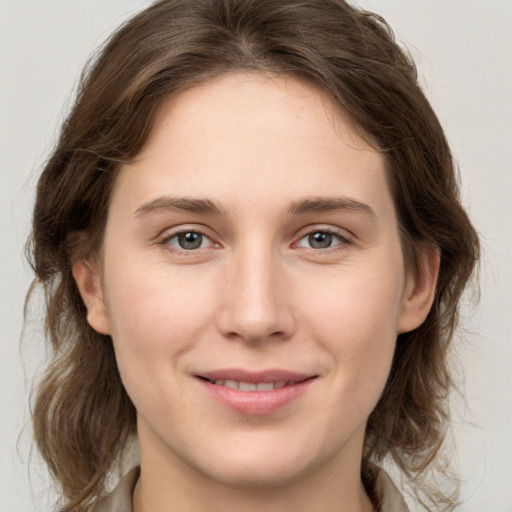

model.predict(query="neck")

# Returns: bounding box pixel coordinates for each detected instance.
[132,430,375,512]
[133,469,374,512]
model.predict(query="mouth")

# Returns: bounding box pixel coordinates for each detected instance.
[195,369,317,415]
[198,377,311,392]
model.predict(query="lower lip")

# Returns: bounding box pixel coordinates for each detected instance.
[198,378,315,415]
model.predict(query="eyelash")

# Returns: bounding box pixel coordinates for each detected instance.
[294,228,353,252]
[157,227,353,254]
[158,229,218,254]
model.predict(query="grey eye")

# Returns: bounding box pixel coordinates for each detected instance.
[308,232,333,249]
[171,231,206,250]
[296,230,346,250]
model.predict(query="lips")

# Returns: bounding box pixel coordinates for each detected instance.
[195,369,317,415]
[198,368,313,383]
[205,379,293,391]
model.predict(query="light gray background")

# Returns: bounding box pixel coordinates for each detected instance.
[1,1,511,510]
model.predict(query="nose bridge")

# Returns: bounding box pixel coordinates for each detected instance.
[217,238,293,343]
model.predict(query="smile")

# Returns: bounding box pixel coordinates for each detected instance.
[206,379,301,391]
[196,370,317,415]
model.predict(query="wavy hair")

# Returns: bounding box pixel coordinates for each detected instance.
[27,0,479,510]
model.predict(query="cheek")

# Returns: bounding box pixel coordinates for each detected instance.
[102,258,217,389]
[102,277,208,425]
[106,254,212,331]
[300,265,404,396]
[304,263,404,340]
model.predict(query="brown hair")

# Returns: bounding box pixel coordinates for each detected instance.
[27,0,479,510]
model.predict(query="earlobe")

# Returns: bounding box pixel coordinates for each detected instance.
[398,246,441,334]
[72,259,111,335]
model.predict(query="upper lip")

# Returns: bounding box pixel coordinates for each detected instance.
[196,368,315,383]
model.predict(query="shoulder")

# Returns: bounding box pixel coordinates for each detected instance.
[363,461,410,512]
[91,466,139,512]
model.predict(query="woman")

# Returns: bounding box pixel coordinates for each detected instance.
[27,0,479,511]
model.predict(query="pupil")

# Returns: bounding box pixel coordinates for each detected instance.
[309,232,332,249]
[178,232,202,250]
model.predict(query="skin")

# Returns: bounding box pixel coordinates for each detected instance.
[74,73,439,512]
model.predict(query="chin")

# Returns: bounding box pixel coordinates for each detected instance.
[201,455,315,489]
[181,429,337,490]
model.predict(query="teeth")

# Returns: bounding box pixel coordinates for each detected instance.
[256,382,274,391]
[239,382,257,391]
[212,380,293,391]
[224,380,239,389]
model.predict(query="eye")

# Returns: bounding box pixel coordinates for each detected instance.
[296,230,349,250]
[166,231,212,251]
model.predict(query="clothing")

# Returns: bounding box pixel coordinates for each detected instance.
[91,464,409,512]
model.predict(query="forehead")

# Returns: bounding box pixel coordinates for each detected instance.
[112,72,391,218]
[146,72,372,160]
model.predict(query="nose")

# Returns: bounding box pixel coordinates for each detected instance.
[215,243,296,344]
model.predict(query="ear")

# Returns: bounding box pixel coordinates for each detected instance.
[72,259,111,335]
[398,246,441,334]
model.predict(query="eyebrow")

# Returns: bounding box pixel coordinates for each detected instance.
[133,195,376,220]
[134,196,227,217]
[287,196,377,219]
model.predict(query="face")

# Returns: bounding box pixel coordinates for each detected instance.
[76,73,436,490]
